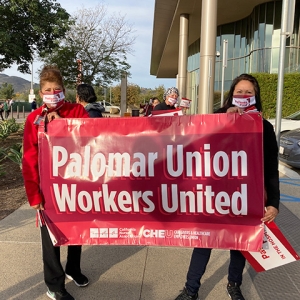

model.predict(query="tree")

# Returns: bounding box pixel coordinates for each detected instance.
[111,83,141,107]
[0,0,71,73]
[0,83,15,99]
[40,4,135,87]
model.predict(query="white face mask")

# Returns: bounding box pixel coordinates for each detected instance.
[168,97,178,105]
[232,95,256,108]
[43,91,65,108]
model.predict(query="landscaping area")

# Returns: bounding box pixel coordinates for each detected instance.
[0,119,26,220]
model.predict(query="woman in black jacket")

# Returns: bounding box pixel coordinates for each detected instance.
[175,74,280,300]
[76,83,105,117]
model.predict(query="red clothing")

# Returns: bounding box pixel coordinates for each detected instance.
[22,102,89,206]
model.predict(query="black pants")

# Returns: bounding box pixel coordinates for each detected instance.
[0,111,4,120]
[185,248,246,295]
[40,226,82,292]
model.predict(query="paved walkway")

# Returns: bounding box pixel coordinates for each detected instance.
[0,164,299,300]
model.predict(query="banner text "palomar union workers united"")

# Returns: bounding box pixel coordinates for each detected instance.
[52,143,248,216]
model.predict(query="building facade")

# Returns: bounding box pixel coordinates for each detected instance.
[151,0,300,114]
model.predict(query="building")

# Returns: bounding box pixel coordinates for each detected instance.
[150,0,300,114]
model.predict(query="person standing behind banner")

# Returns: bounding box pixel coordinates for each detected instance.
[22,65,89,300]
[3,99,10,119]
[152,97,160,108]
[0,102,4,121]
[9,98,14,109]
[153,87,179,111]
[174,73,280,300]
[31,98,37,111]
[76,83,104,117]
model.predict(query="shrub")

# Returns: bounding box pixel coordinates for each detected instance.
[251,73,300,119]
[6,143,23,170]
[0,118,20,140]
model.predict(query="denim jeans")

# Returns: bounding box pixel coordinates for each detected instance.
[185,248,246,295]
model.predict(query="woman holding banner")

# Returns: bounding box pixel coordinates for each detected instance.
[22,65,89,300]
[175,74,280,300]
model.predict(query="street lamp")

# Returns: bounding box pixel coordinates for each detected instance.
[220,39,228,107]
[28,61,35,103]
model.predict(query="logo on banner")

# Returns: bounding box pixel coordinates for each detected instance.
[89,228,211,240]
[90,228,118,238]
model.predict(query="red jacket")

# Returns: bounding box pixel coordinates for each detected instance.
[22,102,89,206]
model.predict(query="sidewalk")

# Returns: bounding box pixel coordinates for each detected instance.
[0,164,300,300]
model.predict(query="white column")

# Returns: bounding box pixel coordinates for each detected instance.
[198,0,218,114]
[178,14,189,98]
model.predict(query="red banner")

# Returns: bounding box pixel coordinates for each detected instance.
[38,113,264,250]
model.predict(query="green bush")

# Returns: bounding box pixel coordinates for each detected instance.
[6,143,23,169]
[0,118,20,139]
[0,143,23,173]
[250,73,300,119]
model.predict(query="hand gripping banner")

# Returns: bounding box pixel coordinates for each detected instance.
[38,113,265,250]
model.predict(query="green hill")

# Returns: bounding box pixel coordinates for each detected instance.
[0,73,39,93]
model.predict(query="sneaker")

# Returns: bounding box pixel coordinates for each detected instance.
[65,273,89,287]
[175,287,199,300]
[227,282,245,300]
[46,288,75,300]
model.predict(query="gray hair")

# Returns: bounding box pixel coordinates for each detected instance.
[163,87,179,100]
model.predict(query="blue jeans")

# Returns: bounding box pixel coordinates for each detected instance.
[185,248,246,295]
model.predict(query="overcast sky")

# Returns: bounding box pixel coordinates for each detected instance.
[3,0,176,89]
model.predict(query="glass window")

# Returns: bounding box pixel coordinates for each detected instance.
[187,0,300,93]
[233,58,240,79]
[220,23,235,59]
[271,48,279,73]
[274,1,281,30]
[265,24,273,48]
[258,23,265,49]
[253,7,259,49]
[251,51,258,72]
[234,36,241,58]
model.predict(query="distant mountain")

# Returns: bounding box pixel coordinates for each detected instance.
[0,73,39,94]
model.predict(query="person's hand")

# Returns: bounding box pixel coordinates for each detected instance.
[226,107,244,114]
[261,206,278,223]
[46,111,61,122]
[32,203,44,210]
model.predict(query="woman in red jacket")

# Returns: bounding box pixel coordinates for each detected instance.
[22,65,89,300]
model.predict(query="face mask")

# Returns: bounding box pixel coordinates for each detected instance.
[43,90,65,108]
[168,97,178,106]
[232,95,256,108]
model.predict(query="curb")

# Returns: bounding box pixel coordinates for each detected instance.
[279,163,300,179]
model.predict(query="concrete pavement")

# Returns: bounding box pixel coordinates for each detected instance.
[0,163,300,300]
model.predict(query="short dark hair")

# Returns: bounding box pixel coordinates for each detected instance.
[76,84,97,103]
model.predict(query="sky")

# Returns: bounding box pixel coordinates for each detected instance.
[3,0,176,89]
